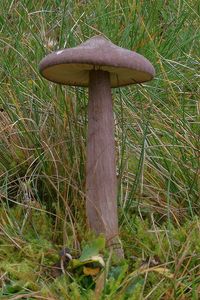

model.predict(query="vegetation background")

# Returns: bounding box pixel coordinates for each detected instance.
[0,0,199,299]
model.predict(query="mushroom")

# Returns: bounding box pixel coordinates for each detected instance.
[39,35,155,258]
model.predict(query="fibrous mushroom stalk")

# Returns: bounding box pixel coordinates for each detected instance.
[86,70,123,257]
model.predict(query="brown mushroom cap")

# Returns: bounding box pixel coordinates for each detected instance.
[39,35,155,88]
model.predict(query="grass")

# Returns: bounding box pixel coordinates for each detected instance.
[0,0,199,299]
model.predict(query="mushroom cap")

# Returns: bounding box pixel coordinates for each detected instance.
[39,35,155,88]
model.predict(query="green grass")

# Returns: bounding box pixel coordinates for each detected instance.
[0,0,200,299]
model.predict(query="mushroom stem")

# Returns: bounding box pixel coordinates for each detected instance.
[86,70,124,258]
